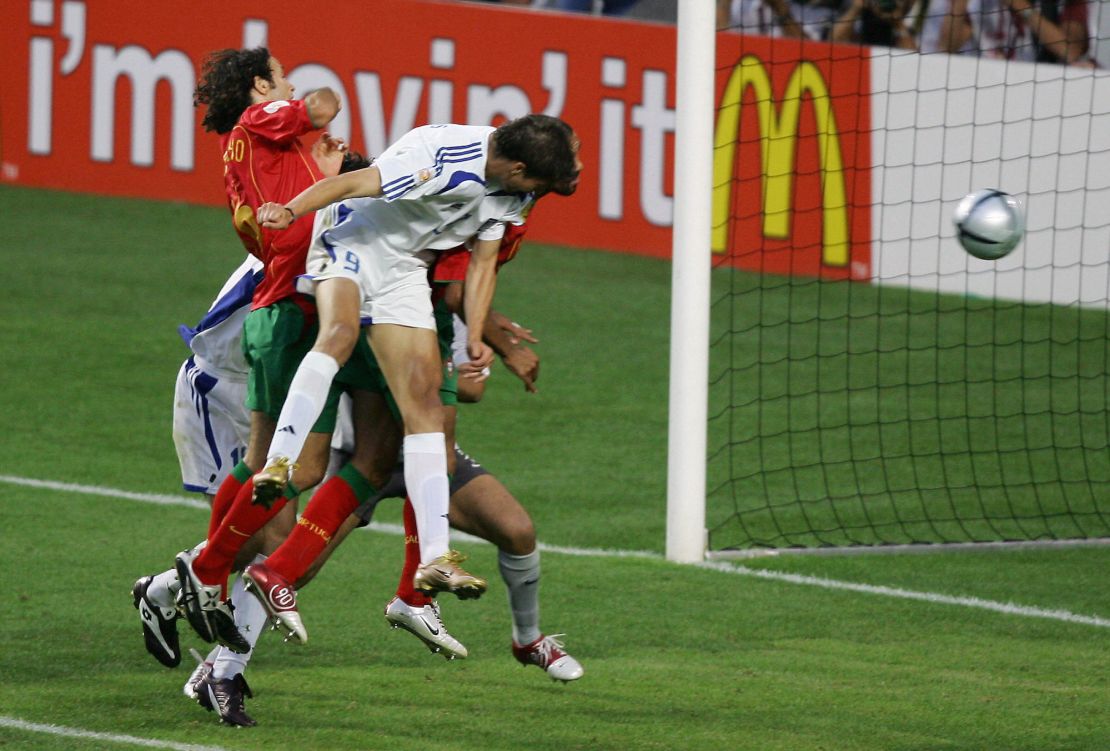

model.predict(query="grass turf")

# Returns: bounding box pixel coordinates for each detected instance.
[0,185,1107,750]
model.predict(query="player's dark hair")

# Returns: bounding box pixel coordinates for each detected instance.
[194,47,273,134]
[339,150,373,173]
[493,114,577,184]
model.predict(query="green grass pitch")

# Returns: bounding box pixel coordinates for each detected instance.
[0,185,1107,750]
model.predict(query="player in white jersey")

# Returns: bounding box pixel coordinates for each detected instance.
[134,243,377,723]
[134,257,265,674]
[216,115,580,643]
[172,255,262,497]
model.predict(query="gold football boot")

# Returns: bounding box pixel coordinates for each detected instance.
[251,456,297,508]
[413,550,488,600]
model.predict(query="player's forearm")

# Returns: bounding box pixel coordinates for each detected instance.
[462,241,499,353]
[482,309,517,357]
[285,167,382,219]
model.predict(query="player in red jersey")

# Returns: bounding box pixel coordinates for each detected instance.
[173,168,581,723]
[157,47,367,726]
[231,116,581,647]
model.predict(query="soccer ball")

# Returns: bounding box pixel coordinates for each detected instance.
[953,189,1025,260]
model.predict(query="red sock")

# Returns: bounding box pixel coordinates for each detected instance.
[397,497,431,607]
[207,468,248,540]
[267,475,361,583]
[193,481,286,587]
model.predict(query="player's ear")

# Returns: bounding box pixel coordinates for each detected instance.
[252,75,270,95]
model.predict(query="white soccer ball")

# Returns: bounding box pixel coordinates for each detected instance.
[953,189,1025,261]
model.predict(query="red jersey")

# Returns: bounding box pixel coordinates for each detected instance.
[432,221,529,284]
[220,99,324,309]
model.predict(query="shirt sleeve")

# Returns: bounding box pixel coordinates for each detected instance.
[476,219,506,242]
[433,219,529,283]
[375,126,488,202]
[241,100,315,144]
[374,128,436,201]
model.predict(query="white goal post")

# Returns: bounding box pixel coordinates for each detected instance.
[666,4,1110,562]
[666,0,715,563]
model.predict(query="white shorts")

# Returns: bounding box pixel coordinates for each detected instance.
[302,205,436,330]
[172,357,250,495]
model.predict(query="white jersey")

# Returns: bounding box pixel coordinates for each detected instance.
[174,255,353,493]
[331,124,530,255]
[302,123,534,329]
[173,256,259,494]
[179,255,264,381]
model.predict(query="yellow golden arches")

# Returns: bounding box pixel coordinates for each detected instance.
[712,55,850,267]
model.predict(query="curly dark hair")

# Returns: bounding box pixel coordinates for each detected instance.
[194,47,273,134]
[493,114,577,184]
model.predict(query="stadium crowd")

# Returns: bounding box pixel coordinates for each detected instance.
[718,0,1099,65]
[464,0,1102,67]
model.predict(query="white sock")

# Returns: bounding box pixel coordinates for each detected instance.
[148,539,206,608]
[211,557,270,680]
[267,351,340,465]
[499,549,542,645]
[403,432,450,563]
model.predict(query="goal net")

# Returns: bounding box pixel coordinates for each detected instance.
[704,6,1110,554]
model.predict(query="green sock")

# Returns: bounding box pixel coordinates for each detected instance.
[230,461,252,484]
[338,463,377,502]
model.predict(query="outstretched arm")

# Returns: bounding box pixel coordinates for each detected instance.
[257,166,383,229]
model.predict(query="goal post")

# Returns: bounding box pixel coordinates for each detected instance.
[668,5,1110,559]
[666,0,716,563]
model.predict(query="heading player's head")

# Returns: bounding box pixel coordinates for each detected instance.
[490,115,580,195]
[195,47,294,134]
[548,131,582,197]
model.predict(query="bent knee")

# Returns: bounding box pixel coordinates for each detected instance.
[317,321,361,363]
[501,517,536,556]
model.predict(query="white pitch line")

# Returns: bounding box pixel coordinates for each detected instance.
[0,716,229,751]
[0,475,209,511]
[2,474,1108,629]
[697,561,1110,629]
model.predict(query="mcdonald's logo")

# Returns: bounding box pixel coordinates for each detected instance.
[712,55,851,269]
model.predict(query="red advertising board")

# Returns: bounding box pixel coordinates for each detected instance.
[0,0,869,274]
[713,36,872,280]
